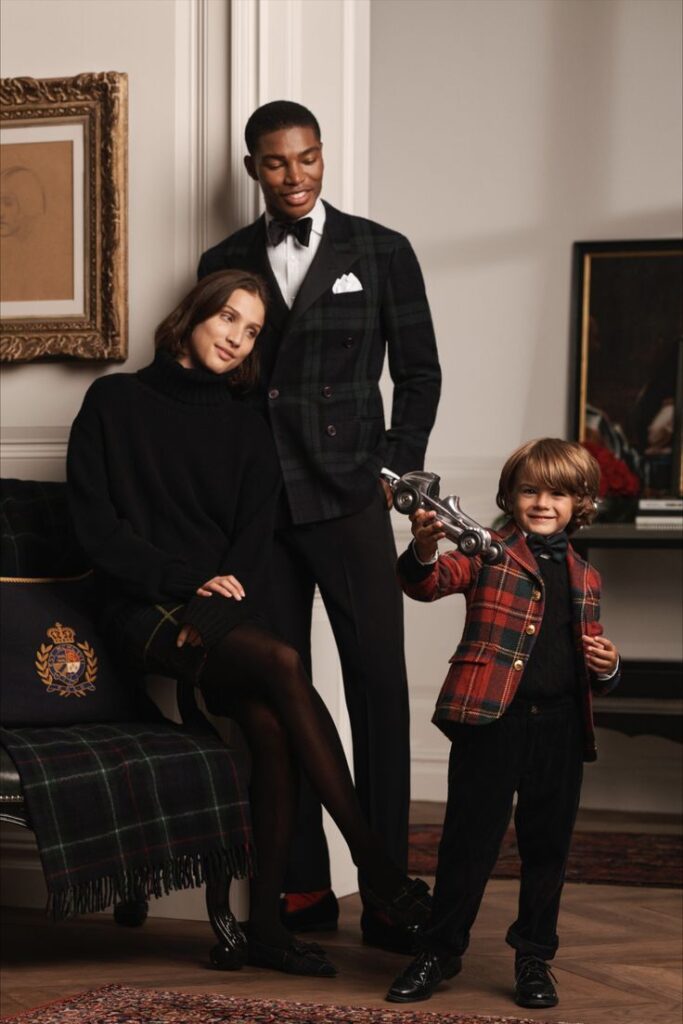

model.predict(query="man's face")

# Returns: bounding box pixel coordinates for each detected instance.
[245,125,324,221]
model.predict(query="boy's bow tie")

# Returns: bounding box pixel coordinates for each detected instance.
[268,217,313,247]
[526,531,568,562]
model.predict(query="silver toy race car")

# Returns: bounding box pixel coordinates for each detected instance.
[381,468,504,564]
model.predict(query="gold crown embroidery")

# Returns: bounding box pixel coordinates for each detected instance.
[35,621,98,698]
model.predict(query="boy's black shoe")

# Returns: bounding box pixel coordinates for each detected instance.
[514,954,559,1008]
[279,889,339,932]
[361,908,423,954]
[385,949,462,1003]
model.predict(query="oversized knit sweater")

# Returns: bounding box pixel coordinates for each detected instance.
[67,350,282,647]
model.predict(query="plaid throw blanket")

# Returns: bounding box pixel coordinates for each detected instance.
[1,721,253,919]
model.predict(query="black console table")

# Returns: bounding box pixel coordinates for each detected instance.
[572,524,682,744]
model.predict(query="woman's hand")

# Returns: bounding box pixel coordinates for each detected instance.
[196,575,245,600]
[177,624,203,648]
[411,508,446,563]
[582,634,619,675]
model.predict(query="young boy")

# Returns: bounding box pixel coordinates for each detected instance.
[386,438,619,1009]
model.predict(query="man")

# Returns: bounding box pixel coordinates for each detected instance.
[198,100,441,951]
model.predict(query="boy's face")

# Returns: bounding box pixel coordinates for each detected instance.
[244,125,324,221]
[511,481,575,535]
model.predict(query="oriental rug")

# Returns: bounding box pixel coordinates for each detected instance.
[3,985,582,1024]
[408,825,682,888]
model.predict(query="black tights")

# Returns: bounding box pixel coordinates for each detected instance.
[200,622,404,945]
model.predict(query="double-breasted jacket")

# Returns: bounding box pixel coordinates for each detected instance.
[198,202,441,525]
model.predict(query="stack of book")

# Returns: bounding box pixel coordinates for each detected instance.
[635,497,683,529]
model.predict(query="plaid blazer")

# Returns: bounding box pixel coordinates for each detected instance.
[398,521,620,761]
[198,202,441,524]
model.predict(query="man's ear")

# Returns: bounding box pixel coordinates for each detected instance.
[244,154,258,181]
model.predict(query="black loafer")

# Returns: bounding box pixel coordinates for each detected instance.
[361,909,423,955]
[279,889,339,933]
[386,949,462,1003]
[514,954,558,1008]
[247,935,338,977]
[362,876,431,929]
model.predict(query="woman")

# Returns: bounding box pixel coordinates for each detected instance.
[67,270,429,977]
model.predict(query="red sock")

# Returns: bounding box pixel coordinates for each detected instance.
[283,888,331,913]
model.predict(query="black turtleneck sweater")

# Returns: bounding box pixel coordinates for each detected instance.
[67,350,282,647]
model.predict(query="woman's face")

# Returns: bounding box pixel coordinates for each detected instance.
[180,288,265,375]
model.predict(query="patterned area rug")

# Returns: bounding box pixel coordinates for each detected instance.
[409,825,683,888]
[3,985,582,1024]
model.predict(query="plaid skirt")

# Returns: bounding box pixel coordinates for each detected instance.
[103,599,266,687]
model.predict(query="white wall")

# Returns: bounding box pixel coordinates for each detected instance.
[369,0,683,810]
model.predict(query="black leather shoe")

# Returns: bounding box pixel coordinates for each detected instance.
[362,876,431,928]
[361,909,423,955]
[514,954,558,1008]
[386,949,462,1003]
[279,889,339,933]
[247,935,338,977]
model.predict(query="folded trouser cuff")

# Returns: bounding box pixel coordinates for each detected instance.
[505,924,558,960]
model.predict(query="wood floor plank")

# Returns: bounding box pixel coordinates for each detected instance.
[2,878,681,1023]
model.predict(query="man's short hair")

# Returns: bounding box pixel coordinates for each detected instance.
[245,100,321,155]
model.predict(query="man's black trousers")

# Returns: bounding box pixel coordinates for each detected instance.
[267,486,410,891]
[427,695,584,960]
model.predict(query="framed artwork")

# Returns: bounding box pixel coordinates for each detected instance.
[570,240,683,499]
[0,72,127,362]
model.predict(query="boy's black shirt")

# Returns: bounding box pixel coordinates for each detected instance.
[514,554,577,701]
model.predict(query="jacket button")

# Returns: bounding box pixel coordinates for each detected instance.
[268,388,280,400]
[513,659,524,671]
[531,589,542,601]
[343,337,354,348]
[530,704,539,715]
[321,385,333,398]
[525,624,536,635]
[326,424,337,437]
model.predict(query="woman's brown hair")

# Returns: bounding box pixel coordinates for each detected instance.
[154,269,269,391]
[496,438,601,532]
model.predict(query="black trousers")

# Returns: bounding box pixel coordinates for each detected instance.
[427,696,584,960]
[267,486,410,891]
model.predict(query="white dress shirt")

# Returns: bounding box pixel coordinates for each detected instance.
[265,198,326,308]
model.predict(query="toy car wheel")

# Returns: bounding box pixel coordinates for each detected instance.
[394,483,420,515]
[458,530,482,556]
[483,541,504,565]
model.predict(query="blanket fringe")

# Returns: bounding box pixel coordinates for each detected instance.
[47,843,254,920]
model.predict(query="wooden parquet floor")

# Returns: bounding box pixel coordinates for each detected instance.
[1,880,681,1023]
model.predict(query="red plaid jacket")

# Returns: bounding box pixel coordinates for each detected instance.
[398,520,619,761]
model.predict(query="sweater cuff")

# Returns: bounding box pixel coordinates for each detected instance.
[397,543,438,585]
[162,563,209,600]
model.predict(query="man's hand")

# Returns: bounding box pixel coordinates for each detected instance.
[177,624,203,648]
[381,478,394,509]
[582,634,619,675]
[410,508,446,563]
[196,575,245,600]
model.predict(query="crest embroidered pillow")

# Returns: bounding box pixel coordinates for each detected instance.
[0,573,137,726]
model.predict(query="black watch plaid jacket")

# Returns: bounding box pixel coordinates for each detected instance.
[198,201,441,525]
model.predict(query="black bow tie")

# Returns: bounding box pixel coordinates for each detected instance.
[268,217,313,247]
[526,531,568,563]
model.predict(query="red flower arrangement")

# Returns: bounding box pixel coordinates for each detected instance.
[582,440,640,497]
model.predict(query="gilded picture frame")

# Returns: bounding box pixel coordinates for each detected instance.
[570,239,683,498]
[0,72,127,362]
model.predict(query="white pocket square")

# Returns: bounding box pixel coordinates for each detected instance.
[332,272,363,294]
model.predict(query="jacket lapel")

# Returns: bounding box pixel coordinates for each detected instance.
[286,202,362,327]
[497,520,543,581]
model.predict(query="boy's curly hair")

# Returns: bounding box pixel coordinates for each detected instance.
[496,438,600,533]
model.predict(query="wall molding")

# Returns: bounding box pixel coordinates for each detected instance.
[174,0,210,282]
